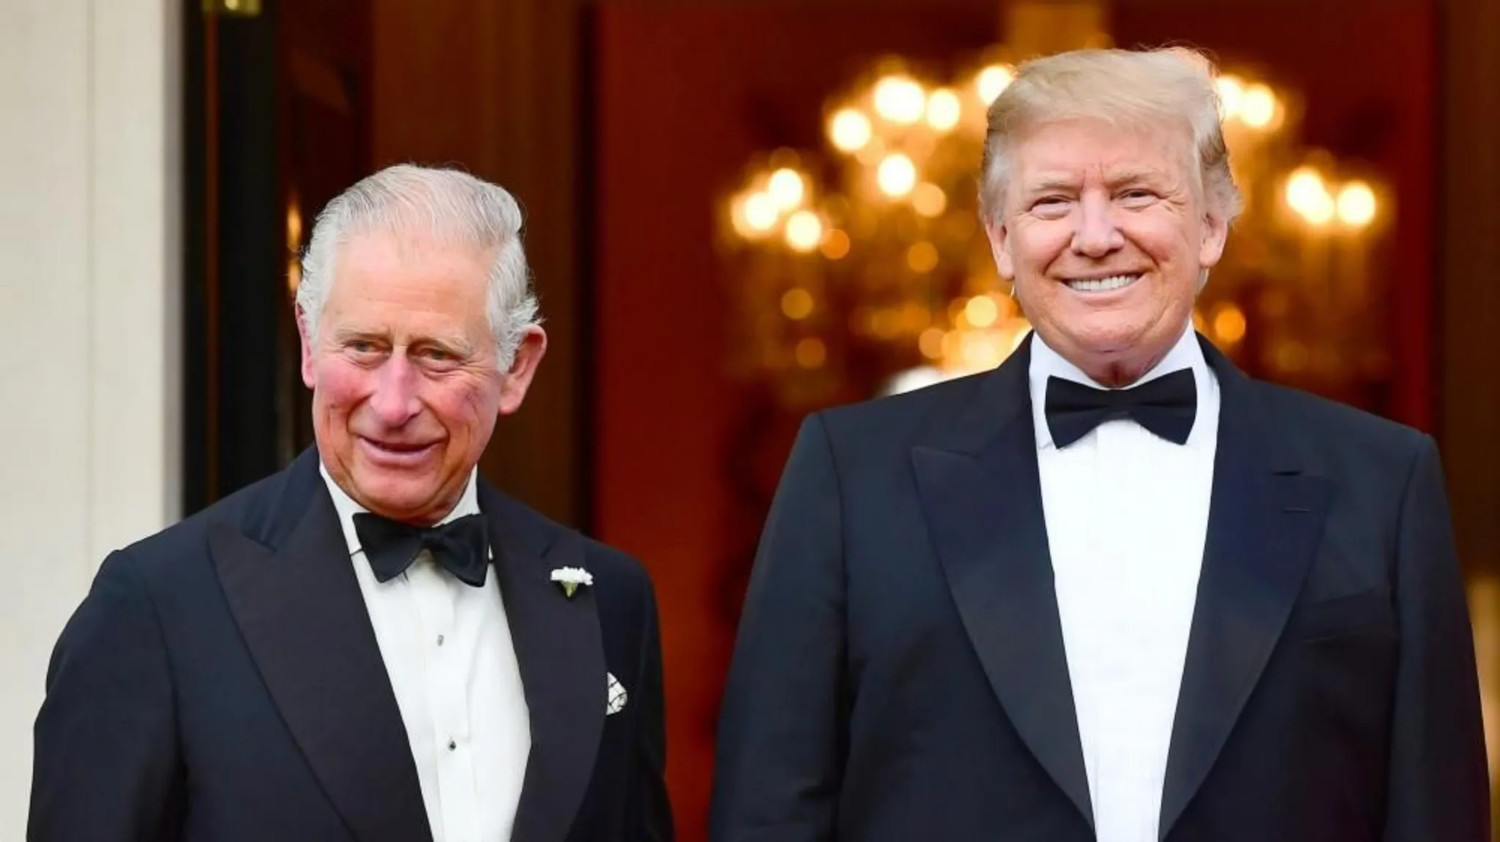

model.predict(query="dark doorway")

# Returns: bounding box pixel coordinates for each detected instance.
[181,0,373,512]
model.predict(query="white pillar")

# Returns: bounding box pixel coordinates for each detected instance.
[0,0,180,827]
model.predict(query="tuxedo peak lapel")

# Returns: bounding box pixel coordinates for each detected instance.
[912,340,1095,830]
[1159,340,1332,837]
[481,483,605,842]
[211,459,431,842]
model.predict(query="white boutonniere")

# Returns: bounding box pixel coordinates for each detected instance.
[550,566,594,598]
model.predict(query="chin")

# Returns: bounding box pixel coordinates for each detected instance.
[350,472,434,512]
[1057,319,1154,356]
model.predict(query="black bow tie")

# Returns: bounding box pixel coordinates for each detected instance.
[352,511,490,587]
[1045,368,1197,448]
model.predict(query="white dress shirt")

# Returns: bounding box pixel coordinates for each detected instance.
[1028,325,1219,842]
[321,466,530,842]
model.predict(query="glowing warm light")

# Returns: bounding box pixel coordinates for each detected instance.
[1336,181,1377,227]
[854,137,887,166]
[1468,577,1500,790]
[1240,84,1277,129]
[286,201,303,250]
[1285,168,1324,211]
[1212,304,1247,344]
[877,153,918,197]
[941,329,962,361]
[1305,192,1335,226]
[960,330,1007,370]
[285,199,304,295]
[965,295,1000,328]
[781,287,815,320]
[1285,167,1335,225]
[784,210,824,252]
[919,327,946,359]
[795,337,827,368]
[828,108,873,153]
[883,365,946,395]
[821,229,851,260]
[768,168,806,210]
[1216,75,1245,119]
[873,75,927,124]
[743,192,779,233]
[906,241,939,273]
[925,88,962,131]
[976,64,1014,105]
[913,182,948,217]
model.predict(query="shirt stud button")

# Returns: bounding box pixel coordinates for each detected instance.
[436,634,445,646]
[448,739,457,751]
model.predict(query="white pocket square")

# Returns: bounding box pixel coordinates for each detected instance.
[606,672,628,715]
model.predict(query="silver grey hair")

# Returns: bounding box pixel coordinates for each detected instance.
[296,164,540,368]
[979,47,1243,227]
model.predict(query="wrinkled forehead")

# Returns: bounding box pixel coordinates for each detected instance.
[1005,117,1200,200]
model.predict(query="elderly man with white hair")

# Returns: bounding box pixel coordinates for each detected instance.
[31,165,673,842]
[711,48,1487,842]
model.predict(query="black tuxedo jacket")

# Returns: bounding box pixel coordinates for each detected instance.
[711,336,1487,841]
[30,448,672,842]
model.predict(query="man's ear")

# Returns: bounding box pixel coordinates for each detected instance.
[1199,211,1229,270]
[497,326,548,416]
[297,304,317,389]
[985,217,1015,281]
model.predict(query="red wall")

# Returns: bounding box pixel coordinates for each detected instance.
[1111,0,1437,428]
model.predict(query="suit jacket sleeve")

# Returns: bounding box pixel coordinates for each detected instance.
[710,413,846,842]
[29,549,182,841]
[1383,435,1490,840]
[635,573,675,841]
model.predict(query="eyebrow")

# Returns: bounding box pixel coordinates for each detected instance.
[1020,175,1081,196]
[331,327,389,344]
[414,336,476,357]
[331,327,475,357]
[1105,168,1170,189]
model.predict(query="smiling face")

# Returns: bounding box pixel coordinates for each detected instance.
[300,229,546,525]
[987,118,1228,385]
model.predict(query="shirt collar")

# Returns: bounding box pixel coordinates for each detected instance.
[319,462,481,558]
[1028,321,1213,451]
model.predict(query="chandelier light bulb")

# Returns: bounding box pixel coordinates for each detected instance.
[976,64,1015,105]
[1336,181,1377,228]
[768,168,806,210]
[828,108,873,153]
[1216,75,1245,120]
[925,88,962,132]
[877,153,918,197]
[1240,84,1277,129]
[873,75,927,125]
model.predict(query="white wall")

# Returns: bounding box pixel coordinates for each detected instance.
[0,0,179,830]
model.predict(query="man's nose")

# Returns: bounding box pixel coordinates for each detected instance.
[367,353,422,426]
[1070,193,1125,258]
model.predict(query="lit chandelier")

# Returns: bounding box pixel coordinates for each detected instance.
[721,48,1388,406]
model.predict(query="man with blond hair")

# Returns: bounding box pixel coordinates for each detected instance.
[32,165,673,841]
[711,48,1487,841]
